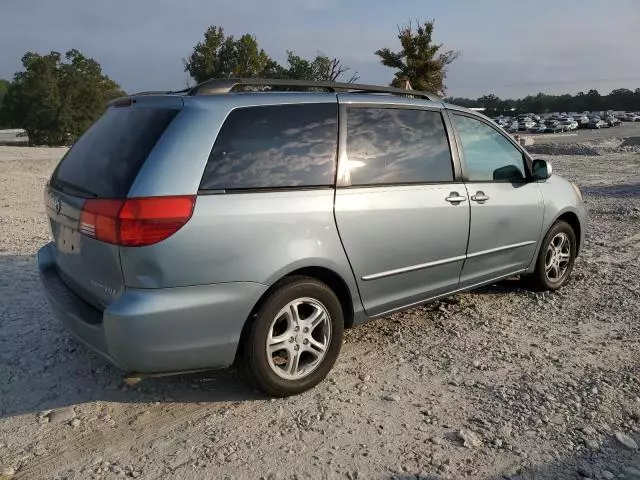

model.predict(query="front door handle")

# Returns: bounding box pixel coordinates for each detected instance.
[471,191,490,203]
[445,192,467,204]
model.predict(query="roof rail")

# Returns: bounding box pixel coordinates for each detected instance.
[131,88,191,96]
[187,78,440,101]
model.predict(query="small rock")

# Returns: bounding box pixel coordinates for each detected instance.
[359,374,371,382]
[70,418,81,428]
[585,439,599,450]
[1,466,16,476]
[472,360,481,369]
[601,471,614,480]
[591,387,598,395]
[382,394,399,402]
[498,424,513,438]
[328,386,340,395]
[493,438,503,448]
[48,407,76,424]
[457,429,482,448]
[430,436,443,446]
[581,425,597,436]
[615,432,639,450]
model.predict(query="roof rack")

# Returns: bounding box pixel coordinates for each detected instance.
[130,88,191,96]
[187,78,440,101]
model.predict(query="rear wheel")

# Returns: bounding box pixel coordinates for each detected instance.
[244,276,344,396]
[525,221,577,291]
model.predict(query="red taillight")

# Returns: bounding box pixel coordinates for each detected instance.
[79,196,195,247]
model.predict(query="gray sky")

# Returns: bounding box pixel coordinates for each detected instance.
[1,0,639,98]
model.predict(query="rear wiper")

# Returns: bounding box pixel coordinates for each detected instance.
[50,179,99,198]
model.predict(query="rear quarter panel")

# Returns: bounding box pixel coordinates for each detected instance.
[119,189,364,316]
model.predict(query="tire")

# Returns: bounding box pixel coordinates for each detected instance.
[525,221,577,291]
[243,276,344,397]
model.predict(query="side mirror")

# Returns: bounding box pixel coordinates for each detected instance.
[532,159,553,180]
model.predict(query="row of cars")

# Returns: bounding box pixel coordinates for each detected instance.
[494,111,639,134]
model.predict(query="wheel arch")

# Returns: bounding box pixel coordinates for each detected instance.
[526,207,585,274]
[556,211,582,255]
[234,265,358,365]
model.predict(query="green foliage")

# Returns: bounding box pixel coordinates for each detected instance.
[375,19,460,96]
[0,79,11,127]
[447,88,640,115]
[184,26,280,83]
[184,25,357,85]
[283,51,358,82]
[1,50,123,145]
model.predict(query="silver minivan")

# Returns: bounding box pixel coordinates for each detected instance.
[38,79,587,396]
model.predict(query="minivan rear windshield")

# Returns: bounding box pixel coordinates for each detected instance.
[51,107,178,198]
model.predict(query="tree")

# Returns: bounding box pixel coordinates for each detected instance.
[1,50,123,145]
[184,26,279,83]
[375,19,460,96]
[585,89,602,112]
[0,79,11,127]
[283,51,358,82]
[184,26,358,86]
[0,79,9,105]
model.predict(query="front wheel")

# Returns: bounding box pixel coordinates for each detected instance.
[243,276,344,397]
[525,221,577,291]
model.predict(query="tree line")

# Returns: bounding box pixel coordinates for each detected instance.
[447,89,640,116]
[2,19,638,146]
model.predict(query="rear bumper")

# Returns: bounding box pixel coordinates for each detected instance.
[37,243,268,373]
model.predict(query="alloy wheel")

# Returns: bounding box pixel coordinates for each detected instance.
[545,232,571,282]
[265,297,332,380]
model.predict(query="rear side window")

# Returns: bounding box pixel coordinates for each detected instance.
[200,103,338,190]
[346,107,454,186]
[52,107,178,198]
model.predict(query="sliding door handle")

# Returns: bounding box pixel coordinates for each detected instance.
[445,192,467,204]
[471,191,490,203]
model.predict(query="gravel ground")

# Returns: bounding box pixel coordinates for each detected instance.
[0,144,638,480]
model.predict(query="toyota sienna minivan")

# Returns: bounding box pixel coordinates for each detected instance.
[38,78,586,396]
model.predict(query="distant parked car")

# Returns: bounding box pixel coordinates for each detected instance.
[518,119,535,131]
[605,116,621,127]
[588,118,607,129]
[506,121,519,133]
[544,121,564,133]
[576,116,590,128]
[557,119,577,131]
[529,123,547,133]
[621,113,640,122]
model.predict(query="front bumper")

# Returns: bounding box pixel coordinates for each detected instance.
[37,243,268,373]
